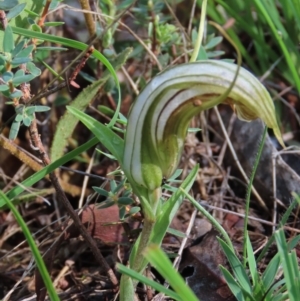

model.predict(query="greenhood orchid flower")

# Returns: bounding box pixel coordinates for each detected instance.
[123,60,283,191]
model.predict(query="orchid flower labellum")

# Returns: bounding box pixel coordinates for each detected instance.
[123,60,283,191]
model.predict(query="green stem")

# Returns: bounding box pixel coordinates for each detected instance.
[243,125,267,267]
[190,0,207,62]
[180,187,235,252]
[131,188,161,273]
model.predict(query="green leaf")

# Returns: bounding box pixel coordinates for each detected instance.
[14,69,25,77]
[11,40,26,57]
[15,113,23,122]
[6,2,26,19]
[275,229,300,301]
[218,238,253,296]
[219,266,245,301]
[0,190,60,301]
[0,0,18,10]
[36,46,67,51]
[26,62,41,76]
[2,71,13,82]
[9,90,22,98]
[93,187,109,197]
[9,120,20,140]
[25,106,36,115]
[9,26,124,129]
[118,265,182,301]
[118,197,133,205]
[50,48,131,162]
[33,105,51,112]
[0,1,43,52]
[204,36,223,49]
[12,74,35,85]
[23,116,32,126]
[3,25,14,53]
[144,245,199,301]
[0,84,9,91]
[246,234,258,287]
[66,106,124,163]
[11,57,32,65]
[44,21,64,27]
[15,44,34,58]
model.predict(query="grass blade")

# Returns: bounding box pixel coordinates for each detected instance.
[0,190,59,301]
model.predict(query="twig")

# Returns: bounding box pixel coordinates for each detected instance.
[28,118,119,287]
[79,0,96,38]
[213,107,267,211]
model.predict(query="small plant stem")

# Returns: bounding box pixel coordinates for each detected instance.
[180,187,235,252]
[131,188,161,273]
[79,0,96,38]
[243,125,267,267]
[190,0,207,62]
[37,0,51,27]
[132,216,156,272]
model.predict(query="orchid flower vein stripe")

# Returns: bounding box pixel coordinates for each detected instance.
[123,60,283,191]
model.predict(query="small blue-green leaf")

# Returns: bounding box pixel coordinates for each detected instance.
[110,180,117,192]
[11,57,32,65]
[119,206,126,220]
[27,17,36,25]
[31,24,42,33]
[15,113,23,122]
[3,71,13,82]
[11,40,26,57]
[33,105,51,112]
[26,62,41,76]
[9,90,23,99]
[207,50,225,58]
[93,187,109,197]
[118,197,133,205]
[23,116,32,127]
[14,69,25,78]
[0,84,9,91]
[15,45,34,58]
[127,206,140,215]
[3,25,14,53]
[9,120,20,140]
[204,36,223,50]
[15,105,24,115]
[25,106,36,115]
[6,3,26,19]
[0,0,18,10]
[0,55,6,65]
[97,199,115,209]
[196,46,208,60]
[12,74,35,85]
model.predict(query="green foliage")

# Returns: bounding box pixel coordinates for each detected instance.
[0,190,60,301]
[50,47,132,161]
[206,0,300,92]
[9,104,50,139]
[0,0,43,52]
[93,179,140,220]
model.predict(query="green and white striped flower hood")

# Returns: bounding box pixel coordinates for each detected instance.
[123,60,283,191]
